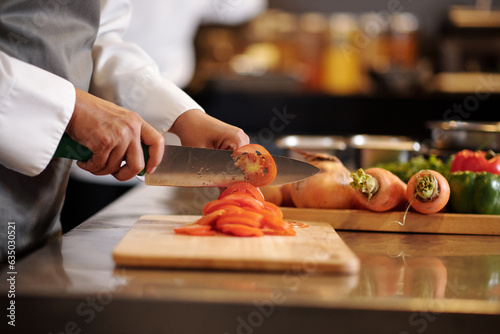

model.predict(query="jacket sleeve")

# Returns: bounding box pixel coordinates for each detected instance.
[91,0,204,135]
[0,52,75,176]
[202,0,267,24]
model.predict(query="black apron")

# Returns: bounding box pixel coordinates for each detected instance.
[0,0,101,261]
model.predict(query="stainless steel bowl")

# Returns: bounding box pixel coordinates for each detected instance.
[275,135,352,167]
[275,135,347,154]
[349,134,421,168]
[275,134,420,169]
[426,121,500,151]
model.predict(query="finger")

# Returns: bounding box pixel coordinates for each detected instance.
[140,122,164,174]
[219,141,237,151]
[113,139,145,181]
[76,147,112,174]
[238,131,250,147]
[232,129,250,149]
[92,145,127,175]
[217,129,249,151]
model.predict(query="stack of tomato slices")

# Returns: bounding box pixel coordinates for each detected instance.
[174,143,304,237]
[174,182,298,237]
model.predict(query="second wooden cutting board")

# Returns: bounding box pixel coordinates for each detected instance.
[113,215,360,274]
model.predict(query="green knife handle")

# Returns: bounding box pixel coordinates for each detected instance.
[54,133,149,176]
[54,133,93,161]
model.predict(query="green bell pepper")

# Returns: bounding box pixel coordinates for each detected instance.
[448,171,500,215]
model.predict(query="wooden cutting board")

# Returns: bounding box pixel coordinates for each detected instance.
[112,215,360,274]
[281,208,500,236]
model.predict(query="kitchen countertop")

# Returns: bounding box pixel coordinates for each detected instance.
[1,184,499,333]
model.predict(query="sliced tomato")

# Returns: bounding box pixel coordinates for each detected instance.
[212,204,244,214]
[282,222,298,236]
[186,170,295,238]
[195,210,226,226]
[245,202,283,218]
[260,211,286,230]
[260,219,296,236]
[216,211,263,229]
[218,181,265,202]
[202,198,241,215]
[261,226,296,236]
[262,201,283,218]
[231,144,277,187]
[220,224,264,237]
[220,193,265,211]
[174,225,215,236]
[283,227,297,236]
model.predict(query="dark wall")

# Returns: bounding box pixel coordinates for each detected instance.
[197,91,500,142]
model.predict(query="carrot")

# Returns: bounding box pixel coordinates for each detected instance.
[405,169,450,214]
[350,168,407,212]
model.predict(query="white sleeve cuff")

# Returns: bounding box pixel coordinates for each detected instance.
[116,66,205,134]
[91,33,204,135]
[0,53,75,176]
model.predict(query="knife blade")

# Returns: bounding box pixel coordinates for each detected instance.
[144,145,319,187]
[55,134,319,187]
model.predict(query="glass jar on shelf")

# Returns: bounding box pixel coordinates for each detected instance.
[358,13,392,75]
[320,13,364,95]
[296,12,328,91]
[389,13,419,70]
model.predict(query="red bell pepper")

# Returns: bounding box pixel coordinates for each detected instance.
[483,154,500,175]
[450,150,500,175]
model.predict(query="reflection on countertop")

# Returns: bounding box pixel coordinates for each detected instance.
[1,185,500,333]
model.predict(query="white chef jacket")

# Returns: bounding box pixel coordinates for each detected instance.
[0,0,203,178]
[124,0,267,88]
[69,0,267,185]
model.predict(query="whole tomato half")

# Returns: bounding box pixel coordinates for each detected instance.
[231,144,277,187]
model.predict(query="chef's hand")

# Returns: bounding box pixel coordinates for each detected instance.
[66,88,164,181]
[169,109,249,150]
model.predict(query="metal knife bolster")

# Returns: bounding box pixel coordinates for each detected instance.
[144,145,319,187]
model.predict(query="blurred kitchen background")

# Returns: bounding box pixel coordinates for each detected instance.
[187,0,500,165]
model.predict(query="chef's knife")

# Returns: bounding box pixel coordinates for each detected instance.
[55,134,319,187]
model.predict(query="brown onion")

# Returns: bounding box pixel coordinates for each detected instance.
[289,150,355,209]
[259,185,283,206]
[279,183,295,207]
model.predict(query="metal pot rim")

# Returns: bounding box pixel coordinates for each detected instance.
[426,121,500,133]
[276,135,348,150]
[349,134,420,151]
